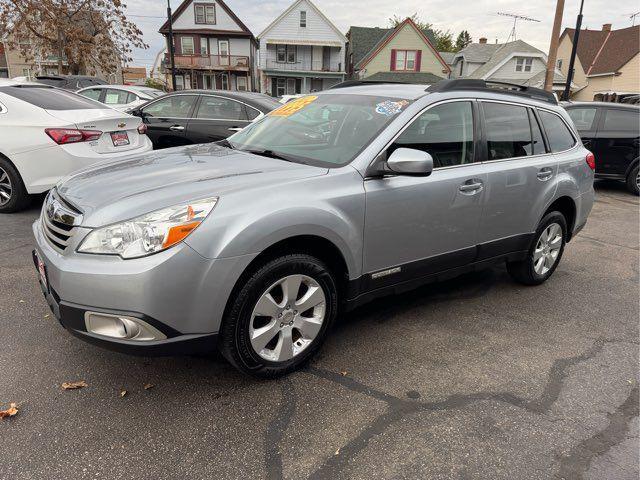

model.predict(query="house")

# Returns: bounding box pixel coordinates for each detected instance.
[346,18,451,84]
[159,0,258,91]
[122,66,147,85]
[556,24,640,102]
[257,0,347,96]
[450,38,573,94]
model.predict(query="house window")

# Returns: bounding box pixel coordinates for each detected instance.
[287,45,296,63]
[201,39,208,55]
[556,59,563,70]
[394,50,419,71]
[287,78,296,94]
[300,11,306,27]
[237,76,248,91]
[221,73,229,90]
[276,78,286,96]
[181,37,194,55]
[515,57,533,72]
[218,40,229,57]
[276,45,286,63]
[458,60,463,76]
[175,75,185,90]
[194,4,216,24]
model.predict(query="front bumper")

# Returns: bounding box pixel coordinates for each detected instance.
[32,219,257,356]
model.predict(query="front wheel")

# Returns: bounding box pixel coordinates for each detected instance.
[626,164,639,196]
[220,254,338,378]
[507,212,567,285]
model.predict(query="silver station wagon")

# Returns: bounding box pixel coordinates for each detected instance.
[33,79,595,377]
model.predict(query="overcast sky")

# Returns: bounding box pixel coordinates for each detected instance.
[125,0,639,72]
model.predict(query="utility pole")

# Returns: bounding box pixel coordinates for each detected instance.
[544,0,565,92]
[167,0,177,91]
[562,0,584,101]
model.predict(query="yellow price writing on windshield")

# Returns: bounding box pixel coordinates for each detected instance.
[269,96,318,117]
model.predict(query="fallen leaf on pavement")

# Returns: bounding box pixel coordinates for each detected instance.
[44,314,50,319]
[18,300,25,303]
[334,448,340,455]
[61,381,88,390]
[120,390,127,397]
[340,371,348,377]
[0,403,18,419]
[143,383,154,390]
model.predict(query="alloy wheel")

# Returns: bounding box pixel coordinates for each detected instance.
[249,274,326,362]
[636,170,640,191]
[0,167,12,207]
[533,222,563,275]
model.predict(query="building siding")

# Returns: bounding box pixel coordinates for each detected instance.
[172,1,243,31]
[574,53,640,100]
[489,56,546,80]
[362,23,446,78]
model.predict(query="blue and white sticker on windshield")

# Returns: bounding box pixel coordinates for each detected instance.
[375,100,409,116]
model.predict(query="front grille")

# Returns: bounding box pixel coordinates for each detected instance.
[41,190,82,253]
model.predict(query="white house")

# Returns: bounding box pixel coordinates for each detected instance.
[257,0,347,96]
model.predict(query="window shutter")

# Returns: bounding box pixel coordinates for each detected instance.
[390,49,397,71]
[415,51,422,71]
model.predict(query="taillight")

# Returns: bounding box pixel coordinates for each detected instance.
[45,128,102,145]
[585,152,595,171]
[137,123,147,135]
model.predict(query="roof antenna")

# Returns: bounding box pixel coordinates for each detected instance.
[497,12,541,42]
[626,12,640,26]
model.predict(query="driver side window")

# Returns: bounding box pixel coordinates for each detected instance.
[390,101,475,168]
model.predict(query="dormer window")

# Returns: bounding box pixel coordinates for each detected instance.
[300,11,306,27]
[195,3,216,25]
[515,57,533,72]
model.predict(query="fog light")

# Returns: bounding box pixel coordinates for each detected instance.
[84,312,167,341]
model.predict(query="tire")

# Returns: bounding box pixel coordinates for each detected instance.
[507,211,567,286]
[0,156,31,213]
[220,253,338,378]
[626,164,639,196]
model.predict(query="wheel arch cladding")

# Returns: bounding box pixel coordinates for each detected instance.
[543,196,576,240]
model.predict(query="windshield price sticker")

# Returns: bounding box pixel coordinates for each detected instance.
[270,96,318,117]
[375,100,409,116]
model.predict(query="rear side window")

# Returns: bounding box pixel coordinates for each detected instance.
[602,109,640,132]
[483,102,533,160]
[195,96,247,120]
[528,109,546,155]
[246,106,261,121]
[0,86,108,110]
[567,107,597,131]
[79,88,102,101]
[104,89,136,105]
[539,110,576,152]
[391,101,474,167]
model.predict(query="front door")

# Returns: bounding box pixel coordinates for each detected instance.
[139,94,198,149]
[363,100,485,288]
[186,95,251,143]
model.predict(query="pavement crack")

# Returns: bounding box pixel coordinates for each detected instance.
[306,338,607,479]
[265,378,297,480]
[555,386,639,480]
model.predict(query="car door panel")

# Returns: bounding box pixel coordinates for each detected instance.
[595,108,640,177]
[140,95,197,149]
[186,95,251,144]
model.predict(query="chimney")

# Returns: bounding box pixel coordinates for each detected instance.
[479,37,487,44]
[602,23,612,32]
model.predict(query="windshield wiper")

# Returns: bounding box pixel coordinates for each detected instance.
[217,139,234,149]
[240,148,303,163]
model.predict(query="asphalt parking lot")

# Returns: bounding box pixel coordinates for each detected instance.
[0,182,638,480]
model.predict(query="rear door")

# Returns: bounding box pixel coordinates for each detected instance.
[186,95,251,143]
[594,107,640,177]
[476,101,561,256]
[139,94,198,149]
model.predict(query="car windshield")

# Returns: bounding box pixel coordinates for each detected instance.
[227,94,413,167]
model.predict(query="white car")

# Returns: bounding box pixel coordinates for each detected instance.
[0,80,153,212]
[76,85,165,112]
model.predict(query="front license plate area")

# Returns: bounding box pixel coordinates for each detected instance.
[110,131,130,146]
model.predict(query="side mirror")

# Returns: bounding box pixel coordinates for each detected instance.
[386,148,434,176]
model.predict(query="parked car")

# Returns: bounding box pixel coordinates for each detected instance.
[128,90,280,149]
[564,102,640,195]
[33,75,106,91]
[76,85,165,112]
[0,79,152,212]
[32,79,594,377]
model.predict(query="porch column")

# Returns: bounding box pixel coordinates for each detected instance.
[302,77,307,94]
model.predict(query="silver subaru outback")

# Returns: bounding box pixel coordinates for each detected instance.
[33,80,595,377]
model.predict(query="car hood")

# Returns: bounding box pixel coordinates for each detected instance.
[57,143,328,226]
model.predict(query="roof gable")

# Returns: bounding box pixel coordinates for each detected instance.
[466,40,544,79]
[159,0,255,41]
[355,18,450,73]
[257,0,346,43]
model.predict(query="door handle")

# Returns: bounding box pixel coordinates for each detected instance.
[227,127,243,132]
[537,168,553,181]
[169,125,185,131]
[459,181,483,194]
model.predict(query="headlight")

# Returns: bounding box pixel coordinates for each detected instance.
[77,197,218,259]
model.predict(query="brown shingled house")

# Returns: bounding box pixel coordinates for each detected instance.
[556,24,640,101]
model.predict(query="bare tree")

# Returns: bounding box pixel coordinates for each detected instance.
[0,0,147,75]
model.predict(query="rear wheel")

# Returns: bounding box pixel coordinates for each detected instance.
[0,156,30,213]
[626,164,639,196]
[507,212,567,285]
[220,253,338,378]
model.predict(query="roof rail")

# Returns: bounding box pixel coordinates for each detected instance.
[426,79,558,105]
[329,79,407,89]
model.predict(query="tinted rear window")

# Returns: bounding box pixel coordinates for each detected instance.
[538,110,576,152]
[603,109,640,132]
[0,86,108,110]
